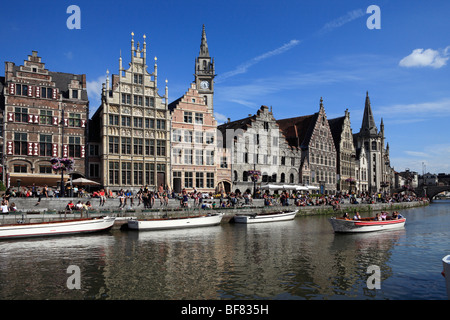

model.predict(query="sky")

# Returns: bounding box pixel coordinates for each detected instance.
[1,0,449,174]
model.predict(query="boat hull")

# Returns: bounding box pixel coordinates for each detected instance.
[234,210,298,224]
[443,255,450,300]
[0,216,116,240]
[127,213,224,231]
[329,217,406,233]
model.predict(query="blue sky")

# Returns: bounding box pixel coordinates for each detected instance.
[1,0,449,174]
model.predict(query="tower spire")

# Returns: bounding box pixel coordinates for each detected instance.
[199,24,210,57]
[361,91,377,135]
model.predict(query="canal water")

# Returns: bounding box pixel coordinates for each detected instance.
[0,200,448,300]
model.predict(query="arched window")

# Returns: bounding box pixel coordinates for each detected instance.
[234,170,238,181]
[280,173,285,183]
[290,173,294,184]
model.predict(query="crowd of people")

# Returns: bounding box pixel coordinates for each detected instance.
[64,200,92,217]
[0,182,430,213]
[258,190,428,208]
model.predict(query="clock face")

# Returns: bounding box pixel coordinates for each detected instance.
[200,80,209,89]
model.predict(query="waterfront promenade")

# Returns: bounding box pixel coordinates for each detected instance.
[0,196,429,227]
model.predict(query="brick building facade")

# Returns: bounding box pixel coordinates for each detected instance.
[1,51,88,191]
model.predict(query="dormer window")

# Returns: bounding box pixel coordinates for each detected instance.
[72,89,78,99]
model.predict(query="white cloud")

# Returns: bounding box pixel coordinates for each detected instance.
[215,68,363,110]
[86,75,105,109]
[377,98,450,120]
[214,112,229,124]
[392,144,450,173]
[317,8,365,34]
[216,39,301,83]
[404,151,429,158]
[216,8,366,84]
[399,47,450,69]
[64,51,74,60]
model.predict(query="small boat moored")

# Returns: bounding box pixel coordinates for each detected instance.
[233,210,298,224]
[127,212,224,231]
[329,216,406,233]
[0,216,116,240]
[442,255,450,300]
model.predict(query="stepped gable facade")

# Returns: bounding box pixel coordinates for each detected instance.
[218,105,301,194]
[89,33,170,192]
[277,98,337,194]
[1,51,88,189]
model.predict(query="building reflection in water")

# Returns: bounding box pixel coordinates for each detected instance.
[0,216,404,300]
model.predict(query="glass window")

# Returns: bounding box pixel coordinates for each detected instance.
[39,134,52,156]
[195,113,203,124]
[14,107,28,123]
[121,137,131,154]
[184,112,192,123]
[109,161,119,185]
[122,162,131,185]
[68,113,81,127]
[109,136,119,154]
[184,172,193,188]
[40,110,53,125]
[14,133,28,155]
[196,172,204,188]
[68,136,81,157]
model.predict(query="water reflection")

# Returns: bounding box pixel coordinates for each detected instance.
[0,234,115,299]
[0,202,448,299]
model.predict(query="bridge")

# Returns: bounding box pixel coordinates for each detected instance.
[392,185,450,200]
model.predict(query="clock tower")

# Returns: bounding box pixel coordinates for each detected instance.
[195,25,215,113]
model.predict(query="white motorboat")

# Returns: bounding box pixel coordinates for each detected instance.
[233,210,298,224]
[329,216,406,233]
[0,216,116,240]
[442,255,450,300]
[127,212,224,231]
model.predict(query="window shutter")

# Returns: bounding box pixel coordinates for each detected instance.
[52,144,58,157]
[28,114,34,123]
[9,83,15,95]
[52,88,58,99]
[53,117,59,126]
[7,112,14,122]
[28,142,34,156]
[81,120,86,128]
[64,118,68,126]
[34,115,39,123]
[33,142,39,156]
[35,86,40,98]
[63,144,68,157]
[7,141,13,155]
[28,85,33,97]
[81,145,85,158]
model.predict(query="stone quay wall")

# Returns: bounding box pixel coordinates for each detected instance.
[0,197,429,228]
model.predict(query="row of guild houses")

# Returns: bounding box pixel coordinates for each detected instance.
[218,93,393,196]
[0,26,394,196]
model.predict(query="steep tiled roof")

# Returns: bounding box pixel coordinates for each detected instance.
[49,71,88,101]
[276,113,317,150]
[328,116,345,152]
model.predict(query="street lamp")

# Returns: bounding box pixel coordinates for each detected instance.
[60,106,65,197]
